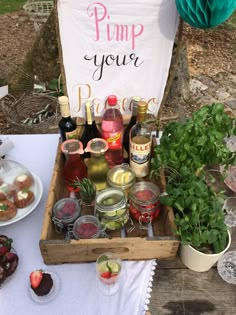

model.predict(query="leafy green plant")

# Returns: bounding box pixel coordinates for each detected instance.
[151,103,236,180]
[72,178,96,204]
[160,171,228,253]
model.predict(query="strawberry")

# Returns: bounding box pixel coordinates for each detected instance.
[30,270,43,289]
[100,271,111,279]
[0,246,9,256]
[4,252,17,262]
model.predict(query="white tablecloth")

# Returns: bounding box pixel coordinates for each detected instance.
[0,134,156,315]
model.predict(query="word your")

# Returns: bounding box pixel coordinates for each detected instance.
[84,53,144,81]
[87,2,144,50]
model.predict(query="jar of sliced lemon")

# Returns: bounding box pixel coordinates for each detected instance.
[107,164,136,198]
[95,188,129,231]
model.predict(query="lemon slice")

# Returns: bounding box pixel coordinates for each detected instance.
[111,169,125,185]
[120,171,133,184]
[107,261,121,274]
[98,261,109,274]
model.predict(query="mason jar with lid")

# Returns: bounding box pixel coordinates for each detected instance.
[52,198,81,232]
[95,188,129,231]
[128,181,161,224]
[107,164,136,198]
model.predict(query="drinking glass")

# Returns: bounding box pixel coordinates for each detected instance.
[96,252,122,295]
[217,251,236,284]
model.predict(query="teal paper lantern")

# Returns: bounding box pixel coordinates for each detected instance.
[175,0,236,29]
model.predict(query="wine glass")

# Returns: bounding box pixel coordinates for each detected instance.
[223,197,236,229]
[96,252,122,295]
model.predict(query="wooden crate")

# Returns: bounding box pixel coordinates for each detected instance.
[39,142,180,264]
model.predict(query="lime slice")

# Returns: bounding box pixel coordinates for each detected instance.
[116,209,126,217]
[105,210,117,217]
[105,221,121,230]
[98,261,109,274]
[107,261,120,274]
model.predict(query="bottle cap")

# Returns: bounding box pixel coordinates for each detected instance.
[107,95,117,106]
[138,101,148,113]
[58,96,69,105]
[85,138,108,154]
[61,139,84,155]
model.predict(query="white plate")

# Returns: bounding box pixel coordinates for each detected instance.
[28,271,61,304]
[0,172,43,227]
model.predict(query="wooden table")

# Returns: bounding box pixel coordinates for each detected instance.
[148,228,236,315]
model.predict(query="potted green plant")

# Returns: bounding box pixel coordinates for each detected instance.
[160,170,231,271]
[151,103,236,181]
[150,103,235,271]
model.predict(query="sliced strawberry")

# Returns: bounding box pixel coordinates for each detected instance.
[30,270,43,289]
[100,271,111,279]
[0,246,9,256]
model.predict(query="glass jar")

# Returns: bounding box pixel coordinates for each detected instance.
[61,139,87,192]
[95,188,129,231]
[72,215,102,239]
[52,198,81,232]
[128,181,161,224]
[107,164,136,198]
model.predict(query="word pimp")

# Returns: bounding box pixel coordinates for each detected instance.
[87,2,144,50]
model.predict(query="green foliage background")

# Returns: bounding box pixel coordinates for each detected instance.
[0,1,26,14]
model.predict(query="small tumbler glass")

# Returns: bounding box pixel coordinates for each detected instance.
[217,251,236,284]
[96,252,122,295]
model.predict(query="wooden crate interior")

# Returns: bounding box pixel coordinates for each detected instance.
[41,142,178,243]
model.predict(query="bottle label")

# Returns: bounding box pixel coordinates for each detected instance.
[65,129,78,140]
[103,131,122,149]
[130,139,151,177]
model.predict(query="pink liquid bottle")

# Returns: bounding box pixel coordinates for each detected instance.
[101,95,124,167]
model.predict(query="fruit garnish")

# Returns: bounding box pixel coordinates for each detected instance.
[107,261,120,274]
[0,246,9,256]
[4,252,17,262]
[100,271,111,279]
[30,270,43,289]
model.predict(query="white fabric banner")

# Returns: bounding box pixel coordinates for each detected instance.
[57,0,179,117]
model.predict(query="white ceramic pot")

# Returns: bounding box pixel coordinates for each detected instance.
[180,230,231,272]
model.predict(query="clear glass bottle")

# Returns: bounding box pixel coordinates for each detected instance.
[81,101,101,159]
[123,97,140,162]
[85,138,109,191]
[58,96,77,142]
[129,101,152,178]
[101,95,124,167]
[61,139,87,192]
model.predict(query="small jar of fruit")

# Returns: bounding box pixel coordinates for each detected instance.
[107,164,136,198]
[52,198,81,232]
[95,188,129,231]
[72,215,102,239]
[128,181,161,224]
